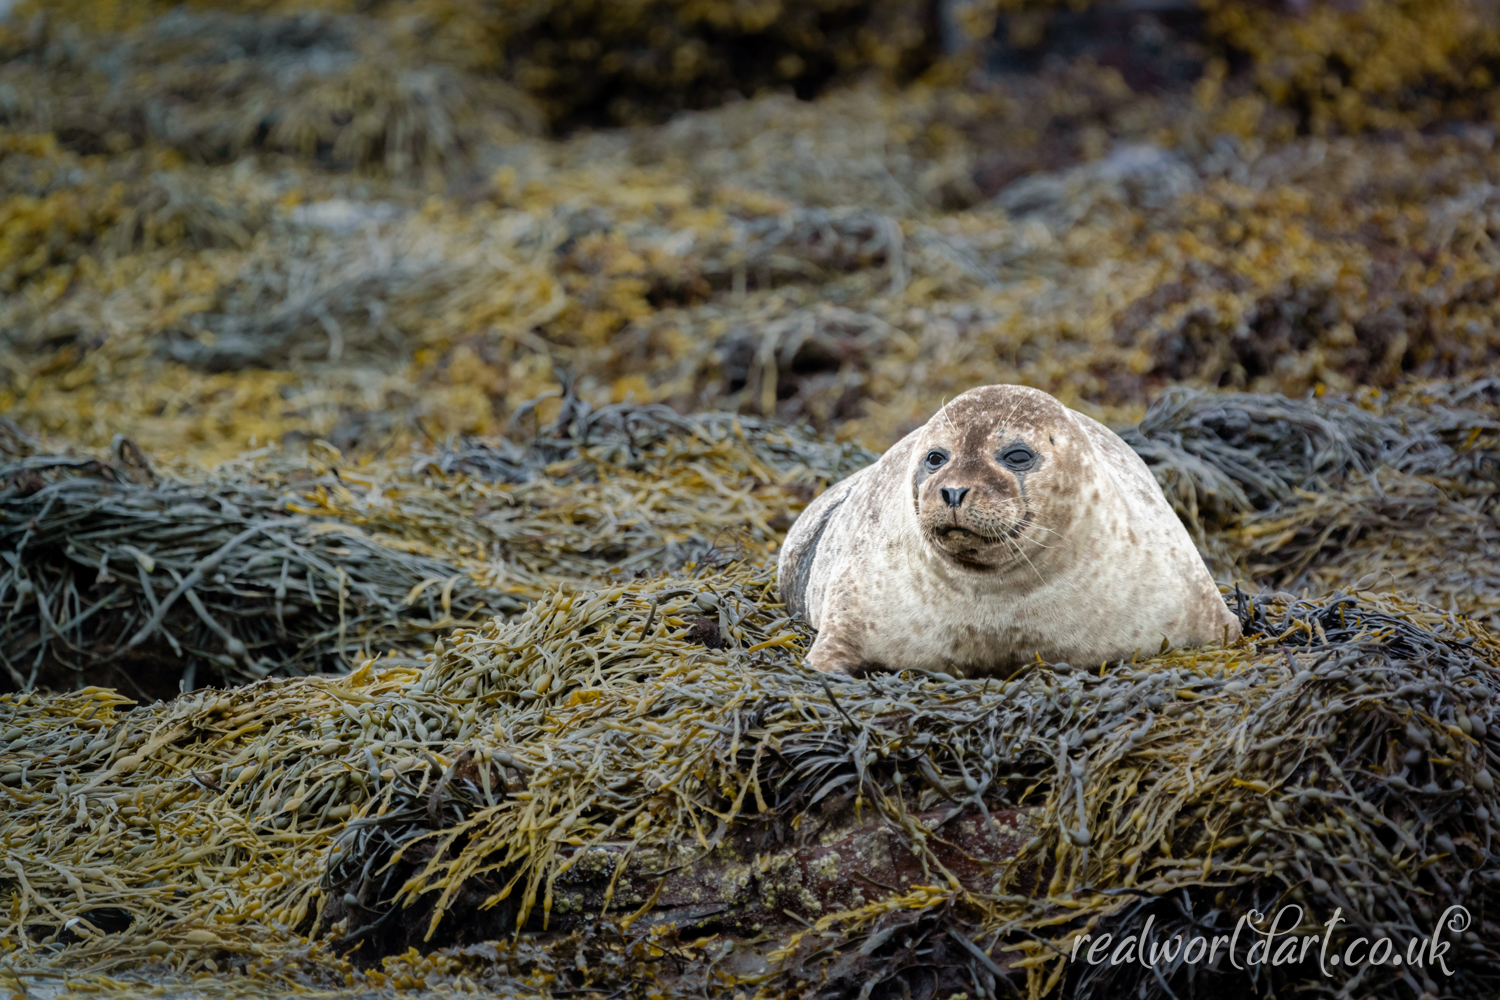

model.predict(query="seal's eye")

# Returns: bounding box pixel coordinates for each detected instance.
[923,449,949,470]
[1000,445,1037,471]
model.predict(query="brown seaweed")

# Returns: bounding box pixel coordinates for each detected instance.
[3,567,1498,999]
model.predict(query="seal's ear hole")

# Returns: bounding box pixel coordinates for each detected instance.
[1049,435,1054,444]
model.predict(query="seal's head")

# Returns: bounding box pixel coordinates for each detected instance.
[909,385,1093,568]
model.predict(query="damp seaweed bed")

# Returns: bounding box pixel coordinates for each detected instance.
[7,0,1500,995]
[2,383,1500,999]
[0,406,869,697]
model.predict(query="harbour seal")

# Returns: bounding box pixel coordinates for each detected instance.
[777,384,1239,675]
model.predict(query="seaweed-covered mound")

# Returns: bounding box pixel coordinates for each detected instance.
[0,405,868,695]
[8,6,1500,465]
[1128,381,1500,624]
[1205,0,1500,134]
[0,9,543,173]
[0,388,1497,998]
[0,390,1498,999]
[0,451,515,694]
[5,379,1497,696]
[2,565,1498,999]
[3,0,944,144]
[6,2,1500,996]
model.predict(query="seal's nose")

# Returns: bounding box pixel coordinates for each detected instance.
[940,486,969,508]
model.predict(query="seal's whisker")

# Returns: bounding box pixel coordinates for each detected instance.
[939,397,960,440]
[1001,532,1048,584]
[1015,523,1066,543]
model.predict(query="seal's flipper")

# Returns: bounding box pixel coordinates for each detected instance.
[777,486,850,619]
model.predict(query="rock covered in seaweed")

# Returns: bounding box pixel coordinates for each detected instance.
[4,567,1500,999]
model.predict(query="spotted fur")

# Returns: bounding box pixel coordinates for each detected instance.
[777,384,1241,676]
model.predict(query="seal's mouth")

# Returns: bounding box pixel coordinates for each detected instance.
[938,526,995,545]
[923,510,1031,562]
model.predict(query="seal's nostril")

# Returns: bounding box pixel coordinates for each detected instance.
[940,486,970,508]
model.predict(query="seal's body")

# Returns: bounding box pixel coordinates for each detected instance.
[778,385,1239,675]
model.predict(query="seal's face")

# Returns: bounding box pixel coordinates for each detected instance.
[910,385,1088,569]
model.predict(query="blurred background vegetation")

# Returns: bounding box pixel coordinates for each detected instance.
[2,0,1499,463]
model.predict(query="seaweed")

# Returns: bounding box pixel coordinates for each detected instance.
[0,449,519,696]
[7,379,1499,697]
[1124,383,1500,625]
[0,391,1497,998]
[4,3,1500,997]
[0,404,868,696]
[2,563,1498,999]
[1,9,543,174]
